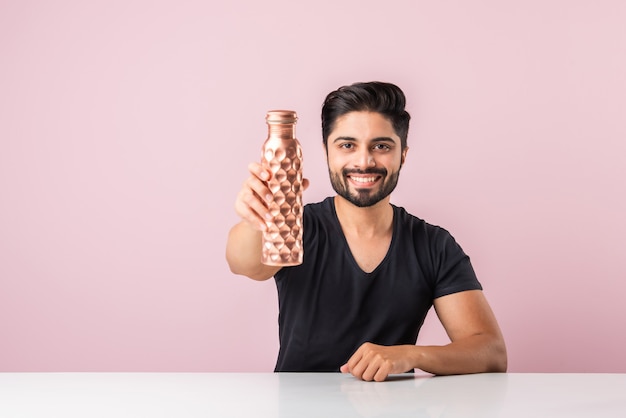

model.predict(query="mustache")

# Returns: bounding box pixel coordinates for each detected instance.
[343,168,388,176]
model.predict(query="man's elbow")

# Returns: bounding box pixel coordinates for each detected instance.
[226,257,275,281]
[489,355,508,373]
[233,269,274,282]
[487,339,508,373]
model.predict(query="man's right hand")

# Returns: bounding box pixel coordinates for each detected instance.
[226,162,309,281]
[234,162,310,230]
[234,162,274,231]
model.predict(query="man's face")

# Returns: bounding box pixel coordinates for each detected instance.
[326,111,408,208]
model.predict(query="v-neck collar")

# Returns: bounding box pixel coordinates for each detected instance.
[328,197,397,276]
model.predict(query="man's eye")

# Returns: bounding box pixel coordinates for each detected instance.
[340,143,354,149]
[373,144,390,151]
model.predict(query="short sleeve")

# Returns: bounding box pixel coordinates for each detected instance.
[431,228,482,299]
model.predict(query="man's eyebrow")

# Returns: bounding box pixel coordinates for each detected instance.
[371,137,397,143]
[332,136,356,143]
[332,136,397,143]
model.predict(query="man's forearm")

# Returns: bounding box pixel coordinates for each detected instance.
[412,333,507,375]
[341,333,506,382]
[226,221,279,281]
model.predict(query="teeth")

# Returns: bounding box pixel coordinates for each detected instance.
[351,176,377,183]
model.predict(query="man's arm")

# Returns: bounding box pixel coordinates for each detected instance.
[341,290,507,381]
[226,162,309,281]
[227,220,281,281]
[226,162,280,281]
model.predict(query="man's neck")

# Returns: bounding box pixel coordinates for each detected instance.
[333,195,394,238]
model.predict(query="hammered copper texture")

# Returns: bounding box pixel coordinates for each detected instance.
[261,112,303,266]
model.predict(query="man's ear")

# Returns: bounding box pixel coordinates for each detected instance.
[401,146,409,166]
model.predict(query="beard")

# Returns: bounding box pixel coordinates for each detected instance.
[329,167,401,208]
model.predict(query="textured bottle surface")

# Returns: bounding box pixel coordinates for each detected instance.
[261,110,303,266]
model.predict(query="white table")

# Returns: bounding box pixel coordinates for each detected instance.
[1,373,625,417]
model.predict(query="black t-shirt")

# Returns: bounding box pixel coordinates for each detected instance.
[273,197,482,372]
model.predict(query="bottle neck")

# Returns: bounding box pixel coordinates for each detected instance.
[267,123,296,139]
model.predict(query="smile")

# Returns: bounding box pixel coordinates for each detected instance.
[346,174,383,188]
[349,176,379,183]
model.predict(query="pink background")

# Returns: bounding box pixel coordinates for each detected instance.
[1,0,625,373]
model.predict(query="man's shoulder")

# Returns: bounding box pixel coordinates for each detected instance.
[303,196,334,216]
[392,204,453,240]
[304,196,333,207]
[392,203,429,228]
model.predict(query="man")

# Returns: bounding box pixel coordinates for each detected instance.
[226,81,507,382]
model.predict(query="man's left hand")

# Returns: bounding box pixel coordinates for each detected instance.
[340,343,415,382]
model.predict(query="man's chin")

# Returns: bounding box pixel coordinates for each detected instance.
[345,191,384,208]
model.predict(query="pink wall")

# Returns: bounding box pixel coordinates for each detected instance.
[1,0,625,372]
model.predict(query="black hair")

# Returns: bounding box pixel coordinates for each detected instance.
[321,81,410,150]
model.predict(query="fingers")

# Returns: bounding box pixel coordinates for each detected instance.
[235,162,310,231]
[235,163,273,231]
[341,343,403,382]
[248,162,270,183]
[342,343,388,382]
[343,360,390,382]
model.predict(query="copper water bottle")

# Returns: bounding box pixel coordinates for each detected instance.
[261,110,303,266]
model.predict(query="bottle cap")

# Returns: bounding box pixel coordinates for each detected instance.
[266,110,298,124]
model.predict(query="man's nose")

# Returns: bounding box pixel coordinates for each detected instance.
[356,150,375,168]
